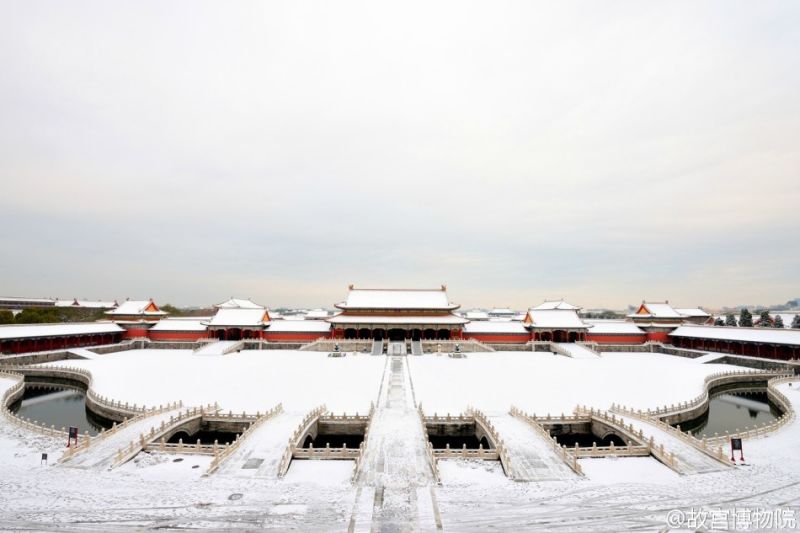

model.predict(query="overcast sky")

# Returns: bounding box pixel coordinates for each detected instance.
[1,1,798,310]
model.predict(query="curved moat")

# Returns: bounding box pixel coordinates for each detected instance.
[675,383,782,438]
[10,385,112,436]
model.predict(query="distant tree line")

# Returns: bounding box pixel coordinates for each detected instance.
[0,307,107,325]
[580,310,625,319]
[714,308,800,329]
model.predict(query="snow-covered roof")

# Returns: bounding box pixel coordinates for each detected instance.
[0,322,124,340]
[214,298,265,309]
[207,308,270,327]
[150,317,210,332]
[0,296,55,304]
[106,300,165,316]
[533,300,580,311]
[327,314,468,325]
[305,309,330,319]
[675,308,710,318]
[524,309,588,329]
[583,320,644,335]
[463,321,528,334]
[670,325,800,346]
[465,310,489,320]
[335,286,458,310]
[489,308,515,315]
[55,299,117,309]
[628,302,683,319]
[266,320,332,333]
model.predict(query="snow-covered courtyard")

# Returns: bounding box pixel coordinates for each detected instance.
[1,349,799,531]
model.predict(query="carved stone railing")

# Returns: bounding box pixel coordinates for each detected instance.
[465,406,513,477]
[294,445,361,460]
[417,404,441,484]
[576,405,734,473]
[349,402,375,482]
[277,404,328,477]
[644,370,780,418]
[9,364,181,419]
[432,445,499,460]
[109,403,220,468]
[575,443,650,457]
[573,406,686,473]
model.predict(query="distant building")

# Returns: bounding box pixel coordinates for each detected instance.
[105,299,167,338]
[205,308,271,340]
[54,298,118,309]
[214,298,265,310]
[0,296,56,310]
[488,308,515,319]
[523,301,589,342]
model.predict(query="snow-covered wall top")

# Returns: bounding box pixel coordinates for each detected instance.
[670,325,800,346]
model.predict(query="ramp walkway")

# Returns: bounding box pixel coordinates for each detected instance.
[354,355,437,532]
[66,348,98,360]
[60,407,184,469]
[694,352,726,364]
[612,412,728,475]
[556,343,599,358]
[489,414,576,481]
[371,339,384,355]
[214,410,306,478]
[193,340,244,356]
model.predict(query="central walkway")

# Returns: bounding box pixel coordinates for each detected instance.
[352,356,440,532]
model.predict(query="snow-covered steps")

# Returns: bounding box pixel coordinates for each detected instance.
[213,410,306,478]
[411,340,423,356]
[693,352,726,364]
[371,339,383,355]
[488,414,577,481]
[193,340,245,356]
[555,343,600,359]
[66,348,98,360]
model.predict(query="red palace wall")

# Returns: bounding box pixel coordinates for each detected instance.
[123,327,151,339]
[646,331,671,343]
[586,334,648,345]
[463,333,531,344]
[148,331,208,342]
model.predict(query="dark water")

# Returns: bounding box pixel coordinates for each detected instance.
[554,433,626,448]
[676,389,781,438]
[303,433,365,449]
[167,429,241,446]
[427,435,486,449]
[10,386,109,436]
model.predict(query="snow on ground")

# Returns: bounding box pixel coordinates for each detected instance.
[409,351,739,416]
[2,349,799,530]
[579,456,680,485]
[50,349,385,413]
